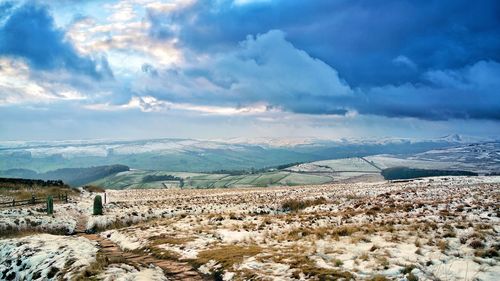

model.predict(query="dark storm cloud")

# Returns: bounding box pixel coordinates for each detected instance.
[148,0,500,87]
[0,2,112,79]
[142,0,500,121]
[360,60,500,121]
[140,30,500,121]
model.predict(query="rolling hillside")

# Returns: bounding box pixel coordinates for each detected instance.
[2,139,497,189]
[90,170,335,189]
[0,137,457,173]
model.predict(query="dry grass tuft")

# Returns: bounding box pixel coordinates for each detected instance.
[194,245,262,270]
[288,255,353,280]
[438,239,449,252]
[369,274,390,281]
[281,197,327,212]
[150,235,194,245]
[73,251,124,280]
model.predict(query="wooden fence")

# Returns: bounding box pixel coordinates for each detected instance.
[0,193,69,208]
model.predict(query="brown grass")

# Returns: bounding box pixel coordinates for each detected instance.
[0,185,79,201]
[194,245,262,270]
[369,274,390,281]
[474,248,499,258]
[286,254,353,280]
[150,235,195,246]
[281,197,327,212]
[147,246,180,260]
[73,251,121,280]
[438,240,449,252]
[0,224,70,238]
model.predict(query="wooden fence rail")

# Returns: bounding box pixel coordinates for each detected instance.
[0,193,69,208]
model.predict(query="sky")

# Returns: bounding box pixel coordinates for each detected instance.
[0,0,499,141]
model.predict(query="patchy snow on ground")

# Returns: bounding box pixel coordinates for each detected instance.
[216,229,258,243]
[1,176,499,280]
[0,207,77,235]
[99,176,499,280]
[98,264,170,281]
[101,229,147,251]
[0,234,98,280]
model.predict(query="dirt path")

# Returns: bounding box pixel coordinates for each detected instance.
[74,215,87,234]
[76,219,206,280]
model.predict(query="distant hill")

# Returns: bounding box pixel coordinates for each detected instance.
[0,165,129,187]
[89,140,498,189]
[90,169,334,190]
[0,137,458,173]
[1,139,496,189]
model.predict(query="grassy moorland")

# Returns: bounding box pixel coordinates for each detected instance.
[0,178,79,201]
[1,176,498,280]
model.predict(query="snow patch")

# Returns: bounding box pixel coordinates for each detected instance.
[99,264,170,281]
[0,234,98,280]
[101,230,146,251]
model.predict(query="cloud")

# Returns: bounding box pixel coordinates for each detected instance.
[66,3,182,74]
[147,0,500,86]
[85,95,271,116]
[392,55,417,70]
[1,0,499,144]
[0,58,87,105]
[134,30,352,115]
[135,29,500,121]
[0,1,14,19]
[0,3,112,79]
[359,60,500,120]
[232,0,271,6]
[85,96,167,112]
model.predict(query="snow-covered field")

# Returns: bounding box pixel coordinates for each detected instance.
[366,142,500,174]
[1,176,499,280]
[287,157,380,173]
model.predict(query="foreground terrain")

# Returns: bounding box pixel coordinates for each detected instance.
[1,176,499,280]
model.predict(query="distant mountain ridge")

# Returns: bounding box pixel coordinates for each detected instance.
[0,136,491,173]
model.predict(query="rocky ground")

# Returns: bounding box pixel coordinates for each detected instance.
[0,176,499,280]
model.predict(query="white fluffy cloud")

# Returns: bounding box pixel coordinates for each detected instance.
[131,30,353,115]
[0,58,86,105]
[66,0,185,75]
